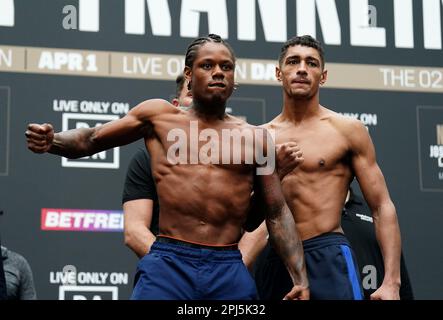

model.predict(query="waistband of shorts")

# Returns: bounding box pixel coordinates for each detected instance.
[156,235,238,251]
[151,236,241,261]
[302,232,350,252]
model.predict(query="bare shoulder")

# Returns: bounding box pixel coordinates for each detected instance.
[225,114,257,130]
[124,99,179,124]
[133,98,177,113]
[263,114,284,130]
[323,107,366,136]
[119,99,179,127]
[224,114,271,141]
[225,113,247,124]
[260,121,273,130]
[323,107,373,156]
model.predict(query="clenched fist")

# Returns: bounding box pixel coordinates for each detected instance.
[283,285,310,300]
[25,123,54,153]
[370,283,400,300]
[276,142,304,179]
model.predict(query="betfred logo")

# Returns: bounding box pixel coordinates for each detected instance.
[41,208,123,232]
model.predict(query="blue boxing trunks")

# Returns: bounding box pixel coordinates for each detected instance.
[255,232,363,300]
[131,235,258,300]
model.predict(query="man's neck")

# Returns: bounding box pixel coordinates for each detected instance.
[192,100,227,121]
[281,94,321,124]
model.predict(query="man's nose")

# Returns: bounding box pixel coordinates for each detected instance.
[212,65,225,78]
[297,61,308,75]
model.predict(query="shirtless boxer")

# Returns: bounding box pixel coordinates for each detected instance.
[26,34,309,300]
[241,35,401,300]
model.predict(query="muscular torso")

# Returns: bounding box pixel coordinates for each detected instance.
[145,108,258,245]
[269,109,354,240]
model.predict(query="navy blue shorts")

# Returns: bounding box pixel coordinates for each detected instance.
[131,236,258,300]
[255,232,363,300]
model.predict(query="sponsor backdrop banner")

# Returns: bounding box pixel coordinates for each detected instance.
[0,0,442,299]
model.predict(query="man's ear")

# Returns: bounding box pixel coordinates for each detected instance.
[275,66,282,82]
[320,69,328,86]
[171,98,180,107]
[184,66,192,83]
[171,98,179,107]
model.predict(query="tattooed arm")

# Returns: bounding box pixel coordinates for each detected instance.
[255,171,309,300]
[26,99,173,158]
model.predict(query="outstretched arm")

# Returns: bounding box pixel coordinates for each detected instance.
[349,120,401,300]
[256,171,309,300]
[26,99,173,158]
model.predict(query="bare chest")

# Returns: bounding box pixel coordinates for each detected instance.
[150,117,260,172]
[274,125,350,172]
